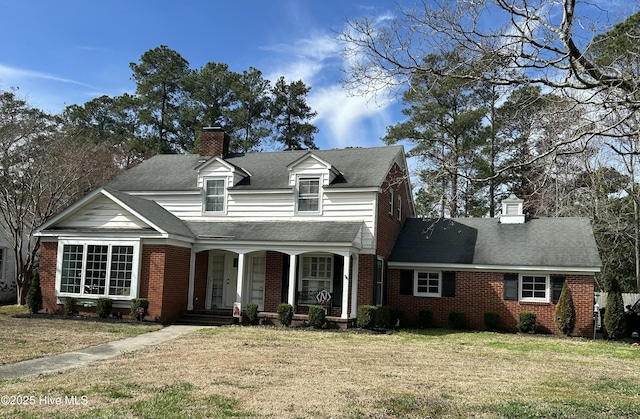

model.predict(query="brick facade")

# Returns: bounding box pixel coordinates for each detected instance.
[387,269,596,336]
[40,241,59,314]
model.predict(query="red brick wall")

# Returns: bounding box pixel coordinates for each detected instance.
[40,241,60,314]
[376,163,411,258]
[264,251,284,312]
[139,244,190,323]
[357,254,375,307]
[387,269,595,336]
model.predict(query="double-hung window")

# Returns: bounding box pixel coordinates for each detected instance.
[414,271,441,297]
[204,178,226,214]
[397,195,402,220]
[58,241,139,299]
[297,177,320,213]
[520,274,549,302]
[389,190,394,215]
[299,254,332,304]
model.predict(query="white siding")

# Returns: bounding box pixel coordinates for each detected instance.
[57,196,149,229]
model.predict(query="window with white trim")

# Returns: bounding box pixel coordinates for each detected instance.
[397,195,402,220]
[375,257,384,306]
[299,254,332,304]
[519,274,549,302]
[297,177,320,213]
[389,189,394,215]
[204,178,226,214]
[58,241,139,298]
[414,271,441,297]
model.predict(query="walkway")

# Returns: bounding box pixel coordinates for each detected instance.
[0,325,206,379]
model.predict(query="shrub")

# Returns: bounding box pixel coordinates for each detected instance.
[517,311,537,333]
[97,298,113,318]
[418,310,433,328]
[308,305,326,328]
[130,298,149,320]
[449,311,467,329]
[63,297,77,316]
[554,281,576,335]
[357,305,377,329]
[26,271,43,314]
[277,303,293,327]
[483,311,500,331]
[244,303,259,325]
[604,277,627,340]
[375,305,392,328]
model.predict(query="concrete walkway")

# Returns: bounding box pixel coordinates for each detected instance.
[0,325,206,380]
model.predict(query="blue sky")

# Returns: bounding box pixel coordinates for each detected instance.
[0,0,402,150]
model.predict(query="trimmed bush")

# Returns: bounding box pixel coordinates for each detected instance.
[449,311,467,329]
[517,311,537,333]
[97,298,113,318]
[130,298,149,320]
[554,281,576,335]
[63,297,77,316]
[604,277,626,340]
[245,303,259,325]
[357,305,377,329]
[308,305,327,328]
[483,311,500,331]
[277,303,293,327]
[418,310,433,328]
[26,271,43,314]
[374,305,392,328]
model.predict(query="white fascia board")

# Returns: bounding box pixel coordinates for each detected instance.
[194,239,362,250]
[126,191,200,196]
[287,152,331,170]
[196,156,249,176]
[193,242,361,256]
[387,261,601,274]
[324,187,380,193]
[35,187,105,233]
[227,188,293,195]
[101,189,168,236]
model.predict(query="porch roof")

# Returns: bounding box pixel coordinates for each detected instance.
[184,220,363,244]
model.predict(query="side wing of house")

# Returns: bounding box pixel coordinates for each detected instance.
[0,225,16,303]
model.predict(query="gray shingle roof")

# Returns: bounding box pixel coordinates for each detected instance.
[389,217,601,269]
[185,221,362,243]
[104,188,195,239]
[107,146,404,191]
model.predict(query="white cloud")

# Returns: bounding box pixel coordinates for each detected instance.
[0,64,91,87]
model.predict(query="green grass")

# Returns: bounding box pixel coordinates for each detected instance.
[0,304,29,317]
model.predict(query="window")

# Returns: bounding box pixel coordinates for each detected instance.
[299,254,332,304]
[389,190,394,215]
[297,177,320,213]
[520,274,549,302]
[397,195,402,220]
[204,178,225,214]
[58,241,138,298]
[414,271,441,297]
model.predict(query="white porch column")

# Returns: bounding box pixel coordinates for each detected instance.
[287,254,297,307]
[341,253,351,319]
[187,248,196,311]
[235,252,245,305]
[350,254,359,319]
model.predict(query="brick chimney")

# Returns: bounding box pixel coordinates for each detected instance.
[199,126,230,157]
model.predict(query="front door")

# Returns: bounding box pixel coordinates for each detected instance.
[223,254,239,308]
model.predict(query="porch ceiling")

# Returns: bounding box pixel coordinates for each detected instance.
[185,220,362,243]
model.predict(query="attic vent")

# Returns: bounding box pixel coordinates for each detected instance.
[500,194,525,224]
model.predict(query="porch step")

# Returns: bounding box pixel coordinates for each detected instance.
[176,311,235,326]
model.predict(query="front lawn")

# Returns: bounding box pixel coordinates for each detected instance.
[0,305,161,365]
[1,326,639,418]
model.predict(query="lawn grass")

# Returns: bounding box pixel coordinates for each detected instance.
[0,326,639,418]
[0,305,161,365]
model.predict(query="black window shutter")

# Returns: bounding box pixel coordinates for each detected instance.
[442,271,456,297]
[504,273,518,300]
[332,254,344,307]
[399,270,413,295]
[551,276,565,303]
[280,254,290,303]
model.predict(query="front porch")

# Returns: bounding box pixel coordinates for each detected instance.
[186,248,363,324]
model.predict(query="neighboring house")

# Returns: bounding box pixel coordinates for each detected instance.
[36,127,414,325]
[0,232,16,304]
[387,195,601,336]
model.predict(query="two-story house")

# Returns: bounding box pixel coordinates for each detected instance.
[36,127,414,326]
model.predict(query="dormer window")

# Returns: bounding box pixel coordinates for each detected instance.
[297,177,321,213]
[499,194,525,224]
[204,178,226,214]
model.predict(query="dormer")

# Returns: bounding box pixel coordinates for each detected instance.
[499,194,525,224]
[286,152,341,187]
